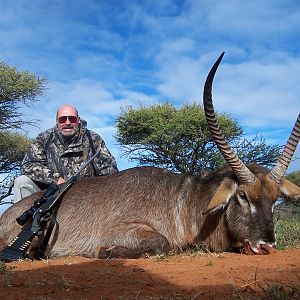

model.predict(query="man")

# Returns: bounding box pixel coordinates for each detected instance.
[14,104,118,202]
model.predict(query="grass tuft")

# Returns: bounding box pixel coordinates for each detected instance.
[274,202,300,250]
[263,283,299,300]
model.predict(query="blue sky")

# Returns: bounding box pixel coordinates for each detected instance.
[1,0,299,173]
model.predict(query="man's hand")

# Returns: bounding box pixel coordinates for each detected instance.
[57,177,65,184]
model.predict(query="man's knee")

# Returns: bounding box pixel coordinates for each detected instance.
[14,175,34,187]
[14,175,41,202]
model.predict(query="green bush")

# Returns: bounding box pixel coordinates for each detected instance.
[274,202,300,249]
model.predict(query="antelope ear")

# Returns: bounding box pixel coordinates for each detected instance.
[205,179,238,212]
[280,179,300,201]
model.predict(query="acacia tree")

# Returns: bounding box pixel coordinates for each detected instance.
[115,103,282,174]
[0,62,46,204]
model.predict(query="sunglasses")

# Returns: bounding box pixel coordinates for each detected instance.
[57,116,78,124]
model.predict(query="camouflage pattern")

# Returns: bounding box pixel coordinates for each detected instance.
[21,121,118,186]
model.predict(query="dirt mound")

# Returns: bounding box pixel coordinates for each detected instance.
[1,248,299,299]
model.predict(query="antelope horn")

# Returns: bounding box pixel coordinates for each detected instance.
[203,52,256,184]
[268,113,300,183]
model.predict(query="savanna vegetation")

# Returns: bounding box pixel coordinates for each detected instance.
[0,62,46,204]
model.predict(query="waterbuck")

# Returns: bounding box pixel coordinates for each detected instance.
[0,53,299,258]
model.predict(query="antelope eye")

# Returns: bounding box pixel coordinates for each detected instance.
[238,191,250,208]
[239,191,247,200]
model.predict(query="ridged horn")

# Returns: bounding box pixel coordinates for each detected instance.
[203,52,256,184]
[268,113,300,183]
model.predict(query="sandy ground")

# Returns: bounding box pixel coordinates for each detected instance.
[1,248,299,300]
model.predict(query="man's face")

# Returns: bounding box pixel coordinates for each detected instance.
[56,106,80,139]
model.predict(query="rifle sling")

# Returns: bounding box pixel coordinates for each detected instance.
[85,130,99,176]
[35,202,62,259]
[30,182,71,259]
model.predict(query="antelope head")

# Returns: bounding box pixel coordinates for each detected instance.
[203,52,300,254]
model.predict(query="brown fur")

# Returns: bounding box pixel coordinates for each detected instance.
[0,164,298,258]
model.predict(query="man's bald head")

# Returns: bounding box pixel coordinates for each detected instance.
[56,104,80,140]
[56,104,78,119]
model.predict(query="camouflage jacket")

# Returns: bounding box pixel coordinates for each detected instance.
[21,121,118,187]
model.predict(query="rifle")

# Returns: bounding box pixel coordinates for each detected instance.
[0,150,100,262]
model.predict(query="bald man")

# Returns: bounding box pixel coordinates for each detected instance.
[13,104,118,202]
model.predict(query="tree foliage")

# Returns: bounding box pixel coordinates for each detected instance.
[115,103,282,174]
[0,131,31,175]
[0,131,32,203]
[0,62,46,204]
[0,61,46,131]
[233,134,282,167]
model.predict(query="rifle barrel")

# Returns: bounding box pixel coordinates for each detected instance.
[72,149,101,181]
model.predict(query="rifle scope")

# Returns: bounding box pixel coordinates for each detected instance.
[16,183,59,226]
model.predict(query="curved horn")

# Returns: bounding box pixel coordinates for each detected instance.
[203,52,256,184]
[268,113,300,183]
